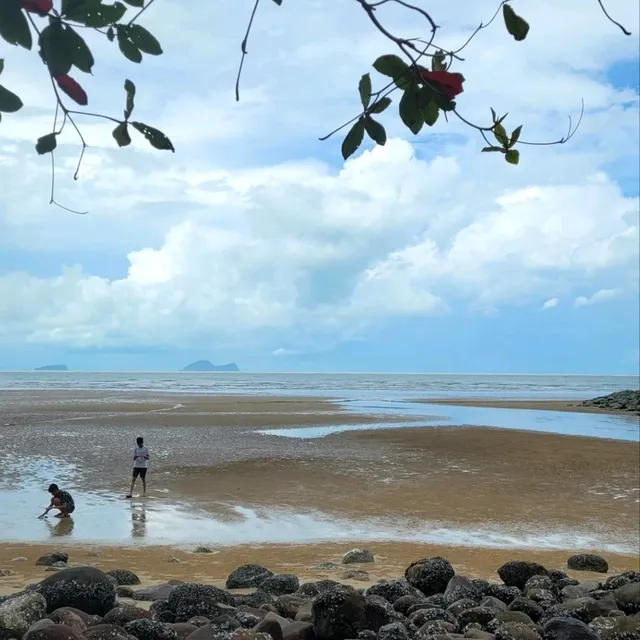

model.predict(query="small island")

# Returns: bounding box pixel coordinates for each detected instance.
[180,360,240,372]
[34,364,69,371]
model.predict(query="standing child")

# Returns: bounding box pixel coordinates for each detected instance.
[126,436,149,499]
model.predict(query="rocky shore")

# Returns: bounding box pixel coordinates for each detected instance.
[1,550,639,640]
[580,391,640,414]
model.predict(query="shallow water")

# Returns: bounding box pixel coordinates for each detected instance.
[259,400,640,441]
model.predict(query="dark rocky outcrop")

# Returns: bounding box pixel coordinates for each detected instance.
[580,390,640,413]
[405,557,456,597]
[105,571,141,587]
[259,575,300,596]
[36,553,69,568]
[342,549,375,565]
[225,565,274,590]
[311,586,366,640]
[35,567,116,616]
[497,562,549,590]
[544,616,601,640]
[0,592,47,640]
[567,556,609,574]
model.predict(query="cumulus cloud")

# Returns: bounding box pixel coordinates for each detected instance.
[542,298,560,310]
[574,289,622,306]
[0,0,638,354]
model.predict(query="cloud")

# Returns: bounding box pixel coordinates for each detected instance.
[0,0,638,356]
[542,298,559,310]
[574,288,622,306]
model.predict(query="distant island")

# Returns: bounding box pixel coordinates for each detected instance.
[180,360,240,372]
[34,364,69,371]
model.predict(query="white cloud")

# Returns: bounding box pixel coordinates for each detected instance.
[574,288,622,306]
[542,298,560,310]
[0,0,638,352]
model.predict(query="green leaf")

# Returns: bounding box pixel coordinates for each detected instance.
[399,86,423,135]
[510,125,522,147]
[505,149,520,165]
[127,24,162,55]
[503,4,530,41]
[107,26,115,42]
[358,73,371,110]
[493,123,509,147]
[112,122,131,147]
[373,54,408,77]
[64,0,127,28]
[431,50,447,72]
[272,0,282,4]
[124,0,144,5]
[39,22,73,77]
[422,99,439,127]
[116,25,142,63]
[124,78,135,120]
[0,0,33,50]
[35,132,57,154]
[0,84,23,113]
[364,116,386,146]
[369,97,391,114]
[341,119,365,160]
[481,146,503,153]
[131,121,175,151]
[65,26,95,73]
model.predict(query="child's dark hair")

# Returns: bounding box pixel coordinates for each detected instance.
[48,483,58,493]
[136,436,144,446]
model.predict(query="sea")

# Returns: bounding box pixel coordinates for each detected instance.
[0,371,638,399]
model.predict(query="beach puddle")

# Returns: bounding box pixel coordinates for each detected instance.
[258,401,639,441]
[0,487,635,553]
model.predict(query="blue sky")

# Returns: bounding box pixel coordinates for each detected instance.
[0,0,638,373]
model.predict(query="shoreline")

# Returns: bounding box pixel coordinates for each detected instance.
[415,397,640,416]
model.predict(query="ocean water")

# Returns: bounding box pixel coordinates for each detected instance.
[0,371,638,399]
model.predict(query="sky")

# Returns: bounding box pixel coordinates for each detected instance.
[0,0,639,374]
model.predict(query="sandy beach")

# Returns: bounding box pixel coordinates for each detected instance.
[1,389,638,586]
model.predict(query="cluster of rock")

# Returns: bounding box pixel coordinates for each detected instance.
[580,390,640,414]
[1,552,639,640]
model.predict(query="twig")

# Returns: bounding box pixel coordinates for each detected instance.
[596,0,632,35]
[128,0,157,26]
[235,0,262,102]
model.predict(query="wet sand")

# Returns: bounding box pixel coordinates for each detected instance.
[0,391,638,553]
[417,397,640,416]
[1,541,639,600]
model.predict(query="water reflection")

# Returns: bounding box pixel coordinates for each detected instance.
[131,504,147,538]
[46,516,75,537]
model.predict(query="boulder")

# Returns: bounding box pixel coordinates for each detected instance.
[487,612,535,632]
[260,575,300,596]
[485,586,522,606]
[497,563,548,591]
[24,624,86,640]
[0,591,47,640]
[274,595,306,620]
[35,567,117,616]
[482,597,508,612]
[405,557,456,597]
[567,556,609,574]
[48,609,88,632]
[254,611,288,640]
[457,607,502,631]
[377,621,410,640]
[105,571,141,586]
[49,608,101,629]
[449,599,481,617]
[604,573,640,592]
[589,615,640,640]
[295,580,340,599]
[168,585,235,614]
[311,586,366,640]
[523,577,555,596]
[393,595,423,615]
[124,619,179,640]
[133,585,177,602]
[233,591,273,610]
[363,595,399,632]
[445,577,483,606]
[494,622,541,640]
[226,566,274,590]
[614,583,640,615]
[342,550,375,565]
[281,621,315,639]
[526,589,557,609]
[508,598,543,622]
[543,617,600,640]
[365,580,421,605]
[172,623,198,640]
[83,623,130,640]
[36,553,70,567]
[104,605,152,627]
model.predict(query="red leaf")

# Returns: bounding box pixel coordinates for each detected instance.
[55,75,88,106]
[21,0,53,15]
[418,69,465,100]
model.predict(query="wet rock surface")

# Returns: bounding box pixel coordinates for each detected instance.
[580,390,640,414]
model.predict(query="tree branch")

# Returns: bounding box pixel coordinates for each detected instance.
[236,0,262,102]
[596,0,632,35]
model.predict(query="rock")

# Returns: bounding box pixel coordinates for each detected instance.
[260,575,300,596]
[226,566,274,590]
[13,557,28,562]
[341,570,369,582]
[172,623,198,640]
[295,580,340,599]
[604,573,640,592]
[294,602,312,623]
[543,617,600,640]
[24,623,86,640]
[106,571,141,586]
[133,585,177,602]
[377,622,409,640]
[167,558,181,564]
[254,611,288,640]
[393,595,423,615]
[498,563,549,591]
[342,550,375,565]
[445,577,483,606]
[35,567,116,616]
[194,548,213,554]
[457,607,502,631]
[508,598,544,622]
[405,557,456,598]
[233,591,273,610]
[589,615,640,640]
[36,553,70,567]
[311,563,341,571]
[524,577,555,596]
[614,583,640,615]
[311,586,366,640]
[526,589,557,609]
[465,629,496,640]
[83,623,130,640]
[49,609,88,632]
[185,618,211,628]
[274,596,305,620]
[567,556,609,574]
[485,586,522,606]
[174,598,232,624]
[104,605,152,627]
[494,622,541,640]
[580,391,640,414]
[410,607,455,627]
[363,596,399,632]
[124,619,179,640]
[0,591,47,640]
[416,620,456,637]
[231,631,272,639]
[50,607,101,629]
[365,579,420,604]
[209,614,240,632]
[281,621,315,640]
[168,585,235,612]
[449,599,481,617]
[482,598,508,612]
